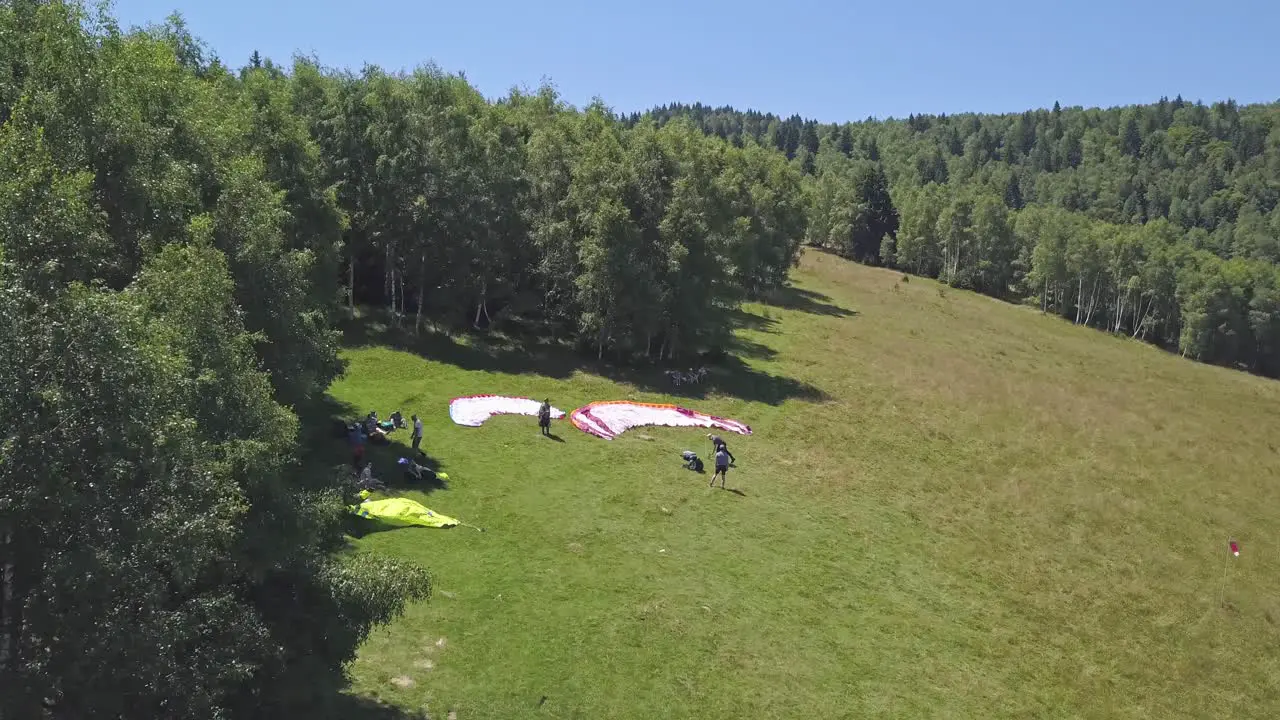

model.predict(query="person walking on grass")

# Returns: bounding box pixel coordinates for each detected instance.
[538,399,552,436]
[710,445,730,488]
[707,433,735,465]
[411,414,423,452]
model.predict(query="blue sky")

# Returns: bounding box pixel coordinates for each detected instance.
[111,0,1278,123]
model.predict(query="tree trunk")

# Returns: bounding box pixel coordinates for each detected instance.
[0,528,12,671]
[1075,276,1084,324]
[645,331,652,360]
[1084,276,1100,326]
[398,268,406,320]
[1132,296,1151,339]
[384,245,397,325]
[1135,299,1156,342]
[391,267,400,326]
[348,256,355,311]
[415,254,426,334]
[1042,277,1048,312]
[473,281,490,329]
[1114,288,1126,333]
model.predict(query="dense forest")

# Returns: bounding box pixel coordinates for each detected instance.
[3,0,1280,716]
[302,71,806,361]
[0,2,803,718]
[638,99,1280,375]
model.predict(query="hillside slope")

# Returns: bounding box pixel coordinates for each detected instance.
[333,250,1280,719]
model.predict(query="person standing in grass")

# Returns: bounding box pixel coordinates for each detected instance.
[411,414,423,452]
[348,423,367,467]
[710,445,730,488]
[707,433,735,465]
[538,399,552,436]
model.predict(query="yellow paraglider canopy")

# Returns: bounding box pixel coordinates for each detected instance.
[348,490,459,529]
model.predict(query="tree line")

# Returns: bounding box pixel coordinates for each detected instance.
[645,95,1280,377]
[0,2,806,717]
[293,67,806,360]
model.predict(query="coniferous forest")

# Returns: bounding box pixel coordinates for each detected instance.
[641,99,1280,375]
[2,1,1280,717]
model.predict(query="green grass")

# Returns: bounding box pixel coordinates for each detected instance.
[325,250,1280,719]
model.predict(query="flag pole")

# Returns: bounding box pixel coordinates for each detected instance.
[1219,537,1239,609]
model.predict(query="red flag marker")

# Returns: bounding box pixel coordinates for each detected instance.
[1229,540,1240,557]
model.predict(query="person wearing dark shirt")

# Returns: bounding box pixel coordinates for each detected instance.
[538,399,552,436]
[707,434,735,465]
[348,424,367,467]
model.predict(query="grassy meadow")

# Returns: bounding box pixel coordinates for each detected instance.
[324,250,1280,719]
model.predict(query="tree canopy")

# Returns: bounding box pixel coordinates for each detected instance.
[641,95,1280,376]
[4,0,1280,716]
[0,4,428,718]
[0,2,807,716]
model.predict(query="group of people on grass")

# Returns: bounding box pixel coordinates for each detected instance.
[682,434,736,487]
[343,397,740,494]
[533,397,738,488]
[343,409,439,488]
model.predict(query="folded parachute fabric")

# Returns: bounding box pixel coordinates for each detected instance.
[448,394,566,427]
[569,401,752,441]
[348,491,459,529]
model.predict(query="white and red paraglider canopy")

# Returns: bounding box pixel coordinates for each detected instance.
[569,401,751,440]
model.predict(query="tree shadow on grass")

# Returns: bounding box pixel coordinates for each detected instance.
[726,334,778,361]
[360,434,449,497]
[342,315,577,380]
[636,354,828,405]
[730,307,780,334]
[341,315,828,407]
[293,394,361,490]
[762,285,858,318]
[295,394,450,498]
[323,693,430,720]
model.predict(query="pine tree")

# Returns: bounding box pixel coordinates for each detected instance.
[837,125,854,157]
[1121,112,1142,156]
[800,122,820,157]
[1004,172,1023,209]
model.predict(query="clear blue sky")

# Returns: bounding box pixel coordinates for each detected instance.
[111,0,1278,123]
